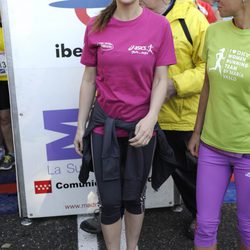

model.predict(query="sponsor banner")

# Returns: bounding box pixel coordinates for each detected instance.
[3,0,174,218]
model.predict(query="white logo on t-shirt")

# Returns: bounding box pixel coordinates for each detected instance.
[128,44,154,55]
[245,172,250,178]
[97,42,114,51]
[209,48,249,81]
[209,48,226,75]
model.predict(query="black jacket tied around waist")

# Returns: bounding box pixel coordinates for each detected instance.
[78,102,178,200]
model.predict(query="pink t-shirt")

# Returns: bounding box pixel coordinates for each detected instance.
[81,7,176,135]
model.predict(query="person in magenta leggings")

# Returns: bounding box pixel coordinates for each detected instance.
[188,0,250,249]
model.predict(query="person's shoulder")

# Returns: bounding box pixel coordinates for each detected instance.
[208,20,229,32]
[86,17,96,28]
[183,3,209,30]
[144,7,171,33]
[205,20,229,39]
[83,16,98,35]
[188,4,208,22]
[144,7,169,25]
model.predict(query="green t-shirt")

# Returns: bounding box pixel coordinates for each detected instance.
[201,20,250,153]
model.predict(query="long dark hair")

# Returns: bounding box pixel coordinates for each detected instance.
[93,0,117,31]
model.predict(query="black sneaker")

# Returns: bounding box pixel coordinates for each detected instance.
[80,210,102,234]
[186,218,196,240]
[0,154,15,171]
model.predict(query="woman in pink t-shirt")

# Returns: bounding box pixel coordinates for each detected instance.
[74,0,176,249]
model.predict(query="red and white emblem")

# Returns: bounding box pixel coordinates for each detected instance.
[34,180,52,194]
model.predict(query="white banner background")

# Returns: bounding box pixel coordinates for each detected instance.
[1,0,174,218]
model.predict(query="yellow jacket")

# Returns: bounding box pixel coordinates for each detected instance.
[0,27,8,81]
[159,0,208,131]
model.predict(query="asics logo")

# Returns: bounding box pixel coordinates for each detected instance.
[128,44,154,55]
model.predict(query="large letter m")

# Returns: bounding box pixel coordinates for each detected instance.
[43,109,80,161]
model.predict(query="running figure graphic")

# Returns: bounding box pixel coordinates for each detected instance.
[209,48,226,74]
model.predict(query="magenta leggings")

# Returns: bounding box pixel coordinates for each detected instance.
[195,144,250,248]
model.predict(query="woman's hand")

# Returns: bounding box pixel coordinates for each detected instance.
[74,128,85,156]
[188,132,200,157]
[129,114,157,147]
[166,79,177,100]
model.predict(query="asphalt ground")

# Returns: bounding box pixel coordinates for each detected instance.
[0,204,240,250]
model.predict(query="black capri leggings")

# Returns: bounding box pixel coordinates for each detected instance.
[91,132,156,225]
